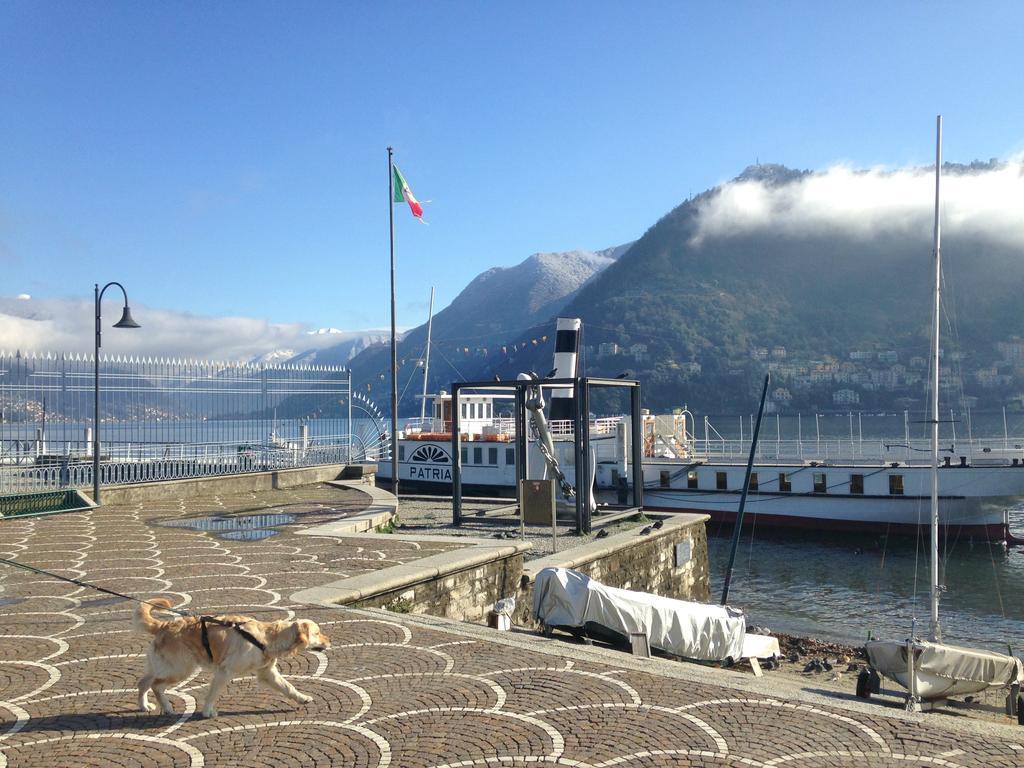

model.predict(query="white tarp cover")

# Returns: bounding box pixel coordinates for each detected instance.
[866,639,1024,699]
[533,567,747,662]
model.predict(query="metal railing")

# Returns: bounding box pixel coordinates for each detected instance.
[686,436,1024,465]
[0,352,376,494]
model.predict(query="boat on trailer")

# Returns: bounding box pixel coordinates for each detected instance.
[863,116,1022,711]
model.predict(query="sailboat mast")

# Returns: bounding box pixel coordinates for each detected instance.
[929,115,942,641]
[420,286,435,421]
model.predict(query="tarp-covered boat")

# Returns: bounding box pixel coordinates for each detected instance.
[533,567,777,663]
[866,639,1023,700]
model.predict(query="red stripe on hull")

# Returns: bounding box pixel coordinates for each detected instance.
[643,504,1009,541]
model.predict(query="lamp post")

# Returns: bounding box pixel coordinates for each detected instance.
[93,282,141,504]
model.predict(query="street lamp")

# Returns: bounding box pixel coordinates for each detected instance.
[93,282,140,504]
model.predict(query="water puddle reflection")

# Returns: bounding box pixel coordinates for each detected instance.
[160,512,296,541]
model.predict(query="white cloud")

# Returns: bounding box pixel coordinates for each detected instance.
[692,160,1024,248]
[0,296,383,362]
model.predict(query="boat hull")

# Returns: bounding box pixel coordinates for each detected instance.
[642,497,1008,540]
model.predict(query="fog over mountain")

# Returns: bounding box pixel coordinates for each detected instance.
[693,160,1023,247]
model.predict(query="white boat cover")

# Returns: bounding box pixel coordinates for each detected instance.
[866,639,1024,699]
[533,567,748,662]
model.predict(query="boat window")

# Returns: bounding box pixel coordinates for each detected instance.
[487,402,492,418]
[506,448,515,465]
[488,447,498,465]
[850,474,864,494]
[473,447,482,464]
[813,472,827,493]
[748,472,758,491]
[461,447,468,464]
[399,445,405,461]
[889,474,904,495]
[779,472,791,492]
[461,403,467,419]
[716,471,728,490]
[660,470,670,488]
[687,470,698,489]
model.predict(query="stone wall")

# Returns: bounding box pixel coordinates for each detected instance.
[348,550,526,623]
[91,463,365,505]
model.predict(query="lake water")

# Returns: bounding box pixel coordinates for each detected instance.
[707,508,1024,653]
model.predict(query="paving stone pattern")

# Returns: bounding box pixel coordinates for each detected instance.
[2,486,1023,767]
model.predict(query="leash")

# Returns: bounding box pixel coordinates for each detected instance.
[0,556,267,657]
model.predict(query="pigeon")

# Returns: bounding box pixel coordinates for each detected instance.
[545,368,558,379]
[614,371,631,379]
[640,526,652,535]
[476,510,487,517]
[652,519,664,530]
[493,375,501,382]
[802,659,825,674]
[822,659,834,672]
[846,662,861,672]
[787,651,800,664]
[596,529,609,539]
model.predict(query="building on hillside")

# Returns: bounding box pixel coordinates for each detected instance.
[997,339,1024,364]
[833,389,860,406]
[597,342,620,358]
[976,367,1000,388]
[771,346,787,359]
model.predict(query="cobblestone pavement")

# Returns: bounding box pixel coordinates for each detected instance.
[2,485,1023,767]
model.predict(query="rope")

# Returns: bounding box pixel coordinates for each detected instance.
[0,556,193,618]
[0,556,266,641]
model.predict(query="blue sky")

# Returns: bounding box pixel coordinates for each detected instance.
[2,1,1023,337]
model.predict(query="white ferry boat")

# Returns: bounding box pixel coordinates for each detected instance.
[377,319,1024,542]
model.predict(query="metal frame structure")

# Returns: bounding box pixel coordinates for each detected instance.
[451,376,643,534]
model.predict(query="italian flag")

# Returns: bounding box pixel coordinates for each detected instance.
[392,165,423,219]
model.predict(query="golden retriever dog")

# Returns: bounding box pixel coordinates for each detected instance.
[134,598,330,718]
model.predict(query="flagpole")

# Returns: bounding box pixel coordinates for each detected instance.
[387,146,399,499]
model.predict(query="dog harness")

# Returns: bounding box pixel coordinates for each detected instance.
[199,616,267,661]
